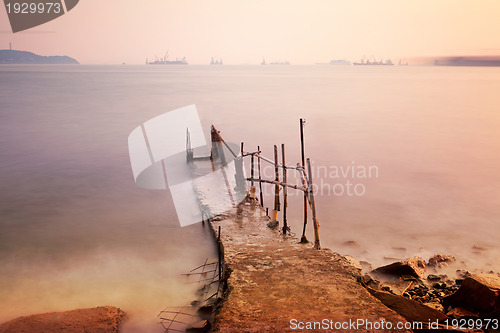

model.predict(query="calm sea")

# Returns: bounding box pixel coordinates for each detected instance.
[1,64,499,331]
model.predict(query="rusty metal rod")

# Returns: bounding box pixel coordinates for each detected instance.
[300,118,308,243]
[242,150,261,157]
[258,145,264,206]
[274,144,280,212]
[254,154,300,170]
[282,143,288,235]
[246,177,306,191]
[307,158,321,249]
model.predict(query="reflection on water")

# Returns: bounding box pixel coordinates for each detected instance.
[0,65,499,330]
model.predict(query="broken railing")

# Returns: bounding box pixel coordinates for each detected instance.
[210,119,321,249]
[158,259,221,332]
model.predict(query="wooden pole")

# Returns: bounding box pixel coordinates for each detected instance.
[234,142,245,192]
[307,158,320,249]
[282,143,288,235]
[300,118,308,243]
[272,145,280,222]
[258,145,264,206]
[250,152,256,199]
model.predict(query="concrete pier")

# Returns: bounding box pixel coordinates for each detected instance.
[210,199,411,332]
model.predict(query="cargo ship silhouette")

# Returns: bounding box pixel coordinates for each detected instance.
[146,52,188,65]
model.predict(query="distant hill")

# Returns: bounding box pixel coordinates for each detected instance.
[0,49,79,64]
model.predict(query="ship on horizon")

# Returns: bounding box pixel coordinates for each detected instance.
[261,58,290,65]
[147,51,188,65]
[210,57,223,65]
[353,56,394,66]
[316,59,351,65]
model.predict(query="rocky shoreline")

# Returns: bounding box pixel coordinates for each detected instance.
[0,306,125,333]
[357,253,500,331]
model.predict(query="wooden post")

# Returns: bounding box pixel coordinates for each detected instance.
[211,125,226,165]
[186,128,193,162]
[234,142,245,193]
[250,153,256,199]
[281,143,288,235]
[257,146,264,206]
[300,118,308,243]
[272,145,280,222]
[307,158,320,249]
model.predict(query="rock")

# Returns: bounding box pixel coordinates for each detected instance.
[186,320,212,332]
[0,306,125,333]
[392,247,407,253]
[342,240,360,248]
[472,244,489,251]
[446,307,478,319]
[197,304,214,315]
[366,288,449,323]
[360,274,381,290]
[428,254,456,268]
[443,273,500,313]
[425,302,445,313]
[371,256,427,279]
[360,261,373,272]
[267,220,278,229]
[361,274,373,284]
[427,274,441,281]
[368,280,381,290]
[381,285,393,293]
[433,282,447,289]
[344,255,362,270]
[456,269,471,279]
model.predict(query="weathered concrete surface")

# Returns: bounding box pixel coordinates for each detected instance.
[211,200,411,332]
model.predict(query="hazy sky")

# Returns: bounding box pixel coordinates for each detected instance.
[1,0,500,64]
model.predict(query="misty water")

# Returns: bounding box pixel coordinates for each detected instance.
[1,65,499,331]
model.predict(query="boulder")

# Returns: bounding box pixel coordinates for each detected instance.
[446,307,478,319]
[344,255,362,271]
[428,254,456,268]
[425,302,445,313]
[0,306,125,333]
[360,260,373,273]
[360,274,381,290]
[367,288,449,323]
[186,320,212,332]
[427,274,441,281]
[443,273,500,313]
[371,256,427,279]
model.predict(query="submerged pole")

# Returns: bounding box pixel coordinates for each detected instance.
[307,158,320,249]
[300,119,308,243]
[282,143,288,235]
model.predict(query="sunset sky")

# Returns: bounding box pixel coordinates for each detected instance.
[1,0,500,64]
